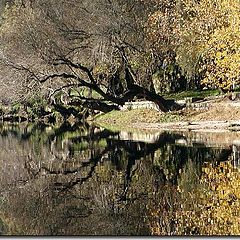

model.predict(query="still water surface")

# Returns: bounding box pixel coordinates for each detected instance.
[0,122,240,235]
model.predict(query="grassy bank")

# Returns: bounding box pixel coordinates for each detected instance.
[93,96,240,132]
[93,109,184,131]
[162,89,221,100]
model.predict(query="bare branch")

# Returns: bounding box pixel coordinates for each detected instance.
[53,58,96,83]
[39,73,78,83]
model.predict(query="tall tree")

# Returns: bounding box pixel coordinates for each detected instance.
[0,0,176,112]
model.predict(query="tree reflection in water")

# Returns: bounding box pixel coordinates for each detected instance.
[0,122,239,235]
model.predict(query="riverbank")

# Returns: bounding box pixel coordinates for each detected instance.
[93,98,240,132]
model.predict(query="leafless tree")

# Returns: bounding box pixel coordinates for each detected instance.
[0,0,178,111]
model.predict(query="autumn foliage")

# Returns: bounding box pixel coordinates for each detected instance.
[146,0,240,91]
[0,0,240,107]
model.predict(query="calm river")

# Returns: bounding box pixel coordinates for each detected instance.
[0,122,240,235]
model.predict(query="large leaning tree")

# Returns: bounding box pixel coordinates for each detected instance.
[0,0,179,113]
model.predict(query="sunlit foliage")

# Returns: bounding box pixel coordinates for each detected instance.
[201,4,240,91]
[146,0,240,91]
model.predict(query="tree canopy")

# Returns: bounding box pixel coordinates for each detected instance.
[0,0,240,114]
[0,0,174,112]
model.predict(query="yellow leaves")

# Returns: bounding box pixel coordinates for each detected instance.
[146,0,240,86]
[168,0,240,88]
[197,0,240,90]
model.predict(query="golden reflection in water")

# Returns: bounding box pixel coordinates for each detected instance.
[147,160,240,236]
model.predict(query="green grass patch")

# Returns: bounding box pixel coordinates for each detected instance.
[94,108,184,131]
[163,89,221,100]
